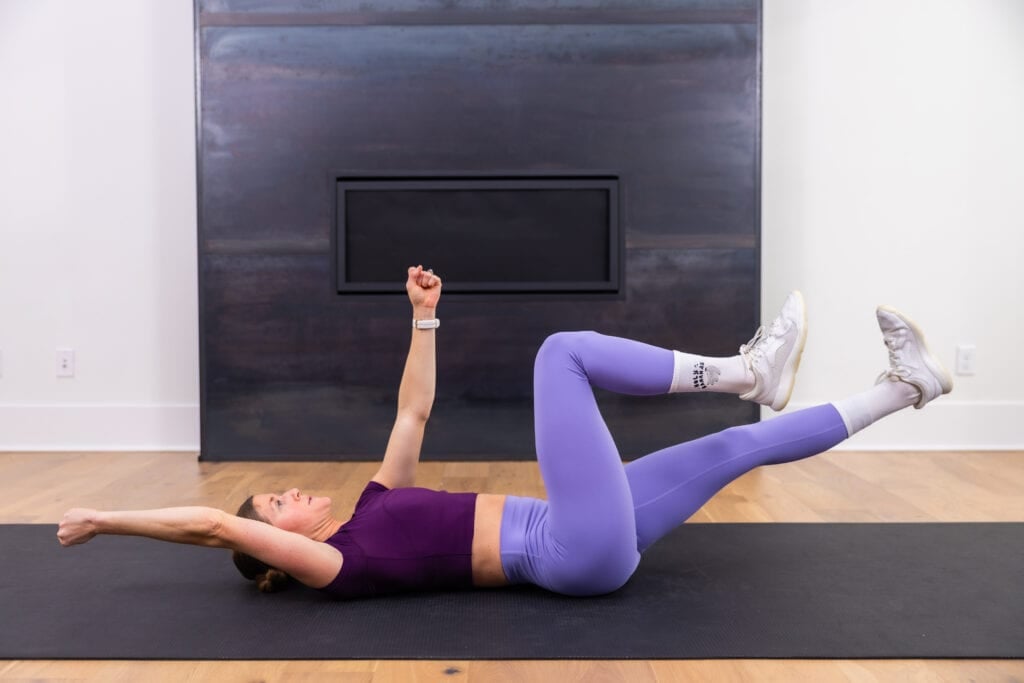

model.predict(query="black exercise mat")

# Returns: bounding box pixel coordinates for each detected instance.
[2,523,1022,660]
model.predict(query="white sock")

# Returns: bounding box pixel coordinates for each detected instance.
[831,380,921,436]
[669,351,753,395]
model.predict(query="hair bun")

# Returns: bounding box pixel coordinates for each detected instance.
[257,568,289,593]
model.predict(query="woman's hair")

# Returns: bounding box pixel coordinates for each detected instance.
[232,496,290,593]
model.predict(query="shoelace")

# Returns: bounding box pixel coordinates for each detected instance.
[739,326,766,366]
[739,316,788,367]
[878,335,911,382]
[741,317,786,362]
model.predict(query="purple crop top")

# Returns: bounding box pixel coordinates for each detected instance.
[318,481,478,599]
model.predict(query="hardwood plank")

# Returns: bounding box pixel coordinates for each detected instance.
[2,658,1022,682]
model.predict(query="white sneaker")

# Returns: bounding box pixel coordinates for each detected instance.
[739,291,807,411]
[875,306,953,409]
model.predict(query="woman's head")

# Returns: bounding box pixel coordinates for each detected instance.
[232,487,336,593]
[232,496,289,593]
[249,488,334,536]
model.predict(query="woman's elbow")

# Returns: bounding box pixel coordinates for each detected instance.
[398,403,432,424]
[198,508,229,547]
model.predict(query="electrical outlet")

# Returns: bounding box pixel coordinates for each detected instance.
[955,344,976,376]
[57,348,75,378]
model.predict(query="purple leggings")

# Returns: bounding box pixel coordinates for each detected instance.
[498,331,850,596]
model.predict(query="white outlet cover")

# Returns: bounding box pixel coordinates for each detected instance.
[955,344,976,376]
[57,348,75,378]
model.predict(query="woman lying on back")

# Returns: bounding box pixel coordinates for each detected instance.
[57,265,952,599]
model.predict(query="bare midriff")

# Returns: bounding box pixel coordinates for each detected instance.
[471,493,509,587]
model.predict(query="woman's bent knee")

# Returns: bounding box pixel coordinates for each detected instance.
[536,331,599,369]
[539,331,595,353]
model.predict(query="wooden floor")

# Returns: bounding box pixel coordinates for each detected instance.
[1,450,1023,682]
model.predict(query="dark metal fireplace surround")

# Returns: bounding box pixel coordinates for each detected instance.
[196,0,762,461]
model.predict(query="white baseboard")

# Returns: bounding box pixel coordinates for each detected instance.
[1,401,1020,453]
[0,404,200,451]
[766,400,1024,451]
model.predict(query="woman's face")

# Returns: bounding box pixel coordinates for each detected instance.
[251,488,333,534]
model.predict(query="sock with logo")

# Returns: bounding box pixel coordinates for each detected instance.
[667,351,753,395]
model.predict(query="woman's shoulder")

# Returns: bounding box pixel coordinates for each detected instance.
[354,479,390,509]
[323,480,394,542]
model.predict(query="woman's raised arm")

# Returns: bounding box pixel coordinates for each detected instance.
[371,265,442,489]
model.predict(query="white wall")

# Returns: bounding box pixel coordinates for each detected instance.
[0,0,1021,450]
[762,0,1024,448]
[0,0,199,449]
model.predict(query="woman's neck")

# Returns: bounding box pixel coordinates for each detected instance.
[309,518,344,542]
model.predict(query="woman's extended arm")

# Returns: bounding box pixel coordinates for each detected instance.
[371,265,442,489]
[57,506,343,587]
[58,506,223,548]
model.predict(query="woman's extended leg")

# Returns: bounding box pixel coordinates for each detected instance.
[624,305,953,553]
[526,293,808,594]
[624,404,848,552]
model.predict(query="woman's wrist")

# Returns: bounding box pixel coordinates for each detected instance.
[412,306,437,320]
[89,510,106,534]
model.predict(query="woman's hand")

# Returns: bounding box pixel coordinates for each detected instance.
[406,265,442,313]
[57,508,100,546]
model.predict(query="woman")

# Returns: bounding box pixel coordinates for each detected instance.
[57,265,952,598]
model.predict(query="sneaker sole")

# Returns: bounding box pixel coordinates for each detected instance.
[877,304,954,408]
[770,290,808,411]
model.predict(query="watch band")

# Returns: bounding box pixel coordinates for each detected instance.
[413,318,441,330]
